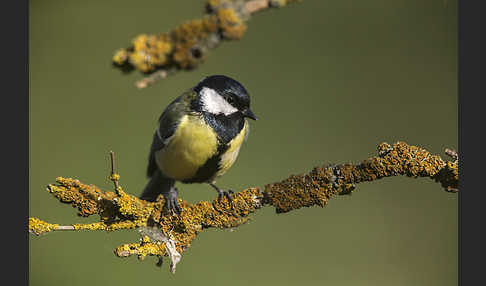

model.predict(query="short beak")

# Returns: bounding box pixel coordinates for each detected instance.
[243,108,258,120]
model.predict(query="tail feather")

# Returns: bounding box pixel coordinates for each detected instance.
[140,171,175,202]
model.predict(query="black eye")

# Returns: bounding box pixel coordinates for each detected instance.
[226,96,235,105]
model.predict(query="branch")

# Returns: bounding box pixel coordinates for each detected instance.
[29,141,458,273]
[111,0,301,88]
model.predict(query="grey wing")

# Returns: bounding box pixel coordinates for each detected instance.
[146,91,195,178]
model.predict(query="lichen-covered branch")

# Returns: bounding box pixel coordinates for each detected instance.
[112,0,301,88]
[29,141,458,273]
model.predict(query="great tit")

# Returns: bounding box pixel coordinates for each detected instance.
[140,75,257,214]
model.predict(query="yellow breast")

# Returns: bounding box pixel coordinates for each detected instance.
[155,115,218,181]
[215,120,249,178]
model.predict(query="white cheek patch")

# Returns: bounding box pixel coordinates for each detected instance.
[200,87,238,116]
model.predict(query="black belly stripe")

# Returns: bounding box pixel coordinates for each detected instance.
[181,111,245,184]
[182,144,228,183]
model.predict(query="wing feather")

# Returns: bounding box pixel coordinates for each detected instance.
[146,90,197,178]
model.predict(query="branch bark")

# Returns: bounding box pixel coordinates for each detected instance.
[29,141,458,273]
[111,0,301,88]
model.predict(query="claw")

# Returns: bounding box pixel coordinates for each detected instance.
[210,183,233,205]
[217,189,233,203]
[164,187,182,215]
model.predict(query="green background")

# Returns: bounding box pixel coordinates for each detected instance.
[29,0,458,285]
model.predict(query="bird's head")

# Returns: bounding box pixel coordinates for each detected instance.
[193,75,257,120]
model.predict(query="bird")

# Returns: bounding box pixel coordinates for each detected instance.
[140,75,257,215]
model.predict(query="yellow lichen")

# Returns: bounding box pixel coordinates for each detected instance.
[42,173,264,258]
[31,141,457,267]
[29,218,59,236]
[115,242,165,259]
[264,141,453,213]
[112,2,251,73]
[112,49,128,65]
[147,188,262,254]
[207,0,222,8]
[47,178,101,217]
[169,16,223,69]
[73,222,107,231]
[202,14,220,33]
[125,33,175,72]
[217,8,247,40]
[109,173,120,181]
[114,187,152,220]
[111,0,302,80]
[73,220,145,232]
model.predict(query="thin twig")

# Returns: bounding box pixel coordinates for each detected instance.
[245,0,270,13]
[109,151,120,194]
[56,226,75,231]
[445,148,458,161]
[136,70,170,89]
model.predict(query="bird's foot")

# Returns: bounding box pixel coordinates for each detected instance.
[217,189,234,203]
[163,187,182,215]
[209,183,233,205]
[209,183,234,204]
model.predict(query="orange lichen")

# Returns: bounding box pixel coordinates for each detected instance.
[47,177,105,217]
[265,171,335,213]
[39,174,264,258]
[30,141,457,270]
[264,141,455,213]
[112,0,299,80]
[217,8,247,40]
[148,187,262,254]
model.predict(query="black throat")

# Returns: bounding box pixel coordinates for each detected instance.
[191,97,245,145]
[203,111,245,145]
